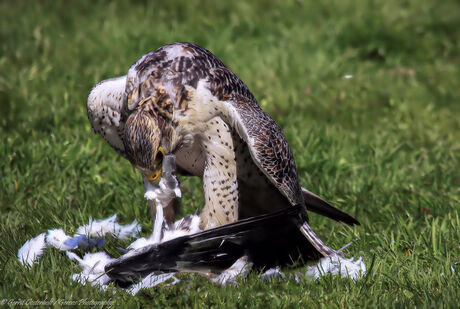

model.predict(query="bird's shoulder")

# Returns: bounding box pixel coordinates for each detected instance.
[124,42,257,112]
[125,43,218,109]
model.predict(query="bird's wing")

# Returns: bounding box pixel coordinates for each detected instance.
[207,67,359,225]
[205,66,304,205]
[105,205,321,286]
[86,75,127,157]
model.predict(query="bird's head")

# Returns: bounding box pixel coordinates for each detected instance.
[123,108,165,183]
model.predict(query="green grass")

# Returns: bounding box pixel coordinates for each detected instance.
[1,0,459,307]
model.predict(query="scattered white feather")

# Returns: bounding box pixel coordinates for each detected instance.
[260,267,285,281]
[127,273,176,295]
[46,229,76,250]
[144,175,182,244]
[114,220,142,240]
[127,236,158,251]
[152,203,164,243]
[18,233,47,266]
[47,229,105,251]
[67,251,114,288]
[144,188,157,201]
[143,176,181,205]
[18,211,366,294]
[141,172,155,201]
[174,187,182,198]
[127,214,202,251]
[75,214,116,237]
[293,272,302,283]
[305,254,366,282]
[18,215,140,266]
[162,215,201,242]
[212,256,253,286]
[75,215,141,240]
[343,74,353,79]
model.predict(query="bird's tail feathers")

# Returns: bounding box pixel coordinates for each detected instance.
[302,188,359,226]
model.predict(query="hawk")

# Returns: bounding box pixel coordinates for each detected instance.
[86,42,358,259]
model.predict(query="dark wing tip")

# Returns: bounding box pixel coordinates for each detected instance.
[302,188,360,226]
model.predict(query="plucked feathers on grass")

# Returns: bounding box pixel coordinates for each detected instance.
[18,208,365,293]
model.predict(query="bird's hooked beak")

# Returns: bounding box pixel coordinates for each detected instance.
[143,146,165,182]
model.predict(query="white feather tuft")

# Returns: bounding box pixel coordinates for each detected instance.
[47,229,106,251]
[46,229,76,251]
[75,215,141,240]
[212,256,253,286]
[162,215,201,242]
[18,215,140,267]
[126,236,158,251]
[305,254,366,282]
[18,233,47,267]
[152,204,164,243]
[127,214,202,250]
[67,251,114,288]
[260,267,285,281]
[127,273,177,295]
[143,176,181,205]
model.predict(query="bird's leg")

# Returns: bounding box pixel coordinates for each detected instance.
[211,255,253,286]
[199,117,239,229]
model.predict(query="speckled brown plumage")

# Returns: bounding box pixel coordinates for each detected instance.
[123,43,303,217]
[87,43,359,252]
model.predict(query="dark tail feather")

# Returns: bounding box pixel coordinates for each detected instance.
[105,205,323,286]
[302,188,359,226]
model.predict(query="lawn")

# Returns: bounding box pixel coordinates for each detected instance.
[1,0,459,307]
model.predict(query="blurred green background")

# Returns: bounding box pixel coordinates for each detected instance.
[1,0,459,307]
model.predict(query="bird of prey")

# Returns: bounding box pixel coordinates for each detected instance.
[86,42,358,260]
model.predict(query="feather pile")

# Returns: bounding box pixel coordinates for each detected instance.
[17,215,140,266]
